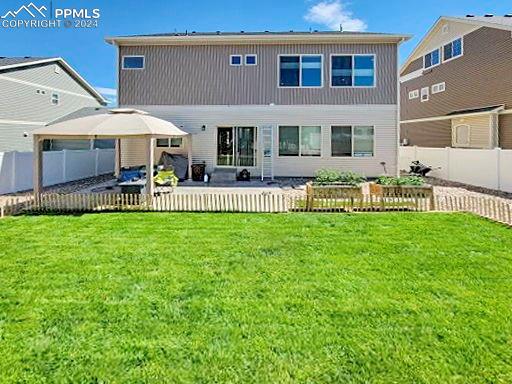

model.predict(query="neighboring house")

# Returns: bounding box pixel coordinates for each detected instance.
[106,31,409,178]
[0,57,107,152]
[400,15,512,149]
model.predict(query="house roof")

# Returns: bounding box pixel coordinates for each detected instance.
[446,105,504,116]
[401,15,512,74]
[0,57,107,105]
[106,30,411,45]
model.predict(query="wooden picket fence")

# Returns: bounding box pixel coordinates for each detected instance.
[1,192,511,226]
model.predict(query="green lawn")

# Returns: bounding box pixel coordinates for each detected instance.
[0,212,511,383]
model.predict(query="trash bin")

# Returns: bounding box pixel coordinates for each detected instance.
[191,163,206,181]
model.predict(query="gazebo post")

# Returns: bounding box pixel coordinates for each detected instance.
[33,134,43,197]
[114,138,121,178]
[187,134,193,180]
[146,136,155,197]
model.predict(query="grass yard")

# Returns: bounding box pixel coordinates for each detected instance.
[0,212,512,383]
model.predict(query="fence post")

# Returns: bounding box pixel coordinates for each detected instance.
[95,148,100,176]
[62,149,67,183]
[496,147,501,191]
[445,147,451,180]
[11,151,17,193]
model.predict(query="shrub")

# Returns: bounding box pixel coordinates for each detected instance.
[376,175,425,186]
[314,169,366,186]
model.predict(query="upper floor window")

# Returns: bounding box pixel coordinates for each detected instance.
[423,48,440,69]
[331,55,375,87]
[122,56,145,70]
[432,82,446,94]
[420,87,429,102]
[279,55,322,87]
[230,55,242,66]
[245,54,257,66]
[51,93,60,106]
[443,38,462,62]
[408,89,419,100]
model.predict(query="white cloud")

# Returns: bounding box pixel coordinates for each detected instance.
[95,86,117,96]
[304,0,367,32]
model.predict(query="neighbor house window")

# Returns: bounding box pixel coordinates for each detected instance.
[424,49,440,69]
[51,93,59,105]
[279,55,322,87]
[420,87,429,102]
[443,38,462,61]
[245,54,257,65]
[431,82,446,94]
[230,55,242,66]
[353,126,374,157]
[122,56,145,70]
[278,126,321,156]
[331,55,375,87]
[331,125,374,157]
[408,89,419,99]
[156,138,183,148]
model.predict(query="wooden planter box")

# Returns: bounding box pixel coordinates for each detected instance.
[305,182,363,211]
[379,184,433,198]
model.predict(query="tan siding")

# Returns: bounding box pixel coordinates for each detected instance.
[400,120,451,148]
[499,114,512,149]
[119,43,397,106]
[401,27,512,121]
[121,105,398,177]
[401,57,423,76]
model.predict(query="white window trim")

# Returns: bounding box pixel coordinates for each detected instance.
[431,82,446,94]
[453,124,471,147]
[277,54,324,89]
[277,125,323,157]
[423,48,441,70]
[408,89,419,100]
[442,37,464,64]
[329,54,377,89]
[122,55,145,70]
[420,87,429,102]
[230,55,242,66]
[245,54,257,66]
[330,125,376,158]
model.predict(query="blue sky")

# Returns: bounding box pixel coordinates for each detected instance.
[1,0,511,104]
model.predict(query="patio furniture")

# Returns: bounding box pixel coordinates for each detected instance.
[118,179,147,194]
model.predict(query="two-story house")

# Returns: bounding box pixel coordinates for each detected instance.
[0,57,107,152]
[106,31,408,179]
[400,15,512,150]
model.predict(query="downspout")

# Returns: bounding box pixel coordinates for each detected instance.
[396,38,406,177]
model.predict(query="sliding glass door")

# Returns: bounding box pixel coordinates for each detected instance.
[217,127,256,167]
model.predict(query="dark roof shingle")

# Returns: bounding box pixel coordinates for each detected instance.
[0,57,54,68]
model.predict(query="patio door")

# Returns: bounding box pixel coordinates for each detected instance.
[217,127,256,166]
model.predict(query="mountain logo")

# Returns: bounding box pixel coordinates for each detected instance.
[1,3,47,19]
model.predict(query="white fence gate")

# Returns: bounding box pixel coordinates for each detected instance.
[399,146,512,193]
[0,149,115,195]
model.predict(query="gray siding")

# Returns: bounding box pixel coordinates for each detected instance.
[119,43,398,106]
[400,120,452,148]
[0,63,102,151]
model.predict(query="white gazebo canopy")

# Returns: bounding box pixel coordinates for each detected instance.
[31,108,192,196]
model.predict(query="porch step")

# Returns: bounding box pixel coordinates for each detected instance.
[211,168,237,183]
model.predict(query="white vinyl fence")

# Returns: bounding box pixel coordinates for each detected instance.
[0,149,115,195]
[400,146,512,193]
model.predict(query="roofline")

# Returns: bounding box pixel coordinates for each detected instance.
[105,33,411,46]
[400,16,512,74]
[0,57,107,105]
[400,105,505,124]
